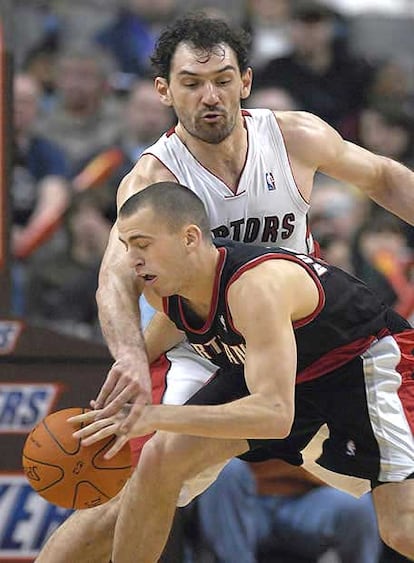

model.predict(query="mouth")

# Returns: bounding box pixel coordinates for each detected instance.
[137,272,157,285]
[201,112,225,122]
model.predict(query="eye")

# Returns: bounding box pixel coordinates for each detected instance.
[136,241,150,250]
[217,79,231,86]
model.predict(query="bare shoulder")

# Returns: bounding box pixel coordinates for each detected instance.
[273,110,343,166]
[117,154,177,208]
[228,259,319,325]
[274,110,330,142]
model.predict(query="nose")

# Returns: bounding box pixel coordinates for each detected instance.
[127,248,144,270]
[201,82,220,106]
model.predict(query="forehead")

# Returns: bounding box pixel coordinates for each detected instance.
[118,206,173,239]
[170,42,239,76]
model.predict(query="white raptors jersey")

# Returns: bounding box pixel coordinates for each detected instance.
[141,108,314,254]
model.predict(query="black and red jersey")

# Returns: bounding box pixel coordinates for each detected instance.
[163,239,411,383]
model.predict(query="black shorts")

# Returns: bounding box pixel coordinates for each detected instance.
[185,335,414,484]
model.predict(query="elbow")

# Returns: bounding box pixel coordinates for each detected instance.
[269,404,294,439]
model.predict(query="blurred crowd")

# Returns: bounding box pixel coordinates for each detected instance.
[8,1,414,562]
[9,0,414,341]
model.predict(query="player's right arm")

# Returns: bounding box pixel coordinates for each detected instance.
[93,156,177,417]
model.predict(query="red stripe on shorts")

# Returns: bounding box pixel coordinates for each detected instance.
[395,330,414,434]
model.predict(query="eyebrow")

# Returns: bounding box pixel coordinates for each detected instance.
[118,234,151,244]
[177,65,237,77]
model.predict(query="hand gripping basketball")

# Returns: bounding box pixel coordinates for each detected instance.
[22,407,132,509]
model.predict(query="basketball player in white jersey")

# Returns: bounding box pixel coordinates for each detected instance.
[36,13,414,563]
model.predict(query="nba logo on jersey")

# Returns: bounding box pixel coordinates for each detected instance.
[265,172,276,191]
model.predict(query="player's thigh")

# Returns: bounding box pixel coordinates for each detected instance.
[163,343,216,405]
[144,430,249,480]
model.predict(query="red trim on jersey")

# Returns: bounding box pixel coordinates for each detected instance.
[129,354,171,467]
[312,238,322,258]
[166,125,176,137]
[177,246,227,334]
[224,253,325,335]
[296,335,379,384]
[394,330,414,433]
[241,109,252,117]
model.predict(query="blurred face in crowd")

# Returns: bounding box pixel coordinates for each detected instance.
[247,87,297,111]
[155,42,252,144]
[126,0,175,21]
[13,74,40,135]
[250,0,290,24]
[125,81,173,144]
[290,16,334,57]
[359,109,411,160]
[309,182,367,241]
[56,56,107,112]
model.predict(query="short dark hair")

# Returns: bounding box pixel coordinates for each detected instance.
[119,182,212,239]
[151,13,251,80]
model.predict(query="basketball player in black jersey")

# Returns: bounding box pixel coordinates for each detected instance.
[73,182,414,562]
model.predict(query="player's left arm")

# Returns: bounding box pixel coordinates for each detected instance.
[279,111,414,225]
[318,124,414,225]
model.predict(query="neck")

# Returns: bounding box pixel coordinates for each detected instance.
[175,115,248,185]
[180,244,220,316]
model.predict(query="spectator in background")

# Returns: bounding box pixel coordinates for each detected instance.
[357,105,414,168]
[12,73,70,315]
[309,177,398,307]
[356,103,414,254]
[309,177,368,245]
[197,457,381,563]
[368,60,414,117]
[352,212,414,323]
[243,0,292,69]
[36,44,122,176]
[95,0,178,87]
[245,85,299,111]
[71,78,175,228]
[27,197,111,341]
[254,1,374,139]
[68,78,174,331]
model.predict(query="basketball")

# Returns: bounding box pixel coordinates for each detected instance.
[22,407,132,509]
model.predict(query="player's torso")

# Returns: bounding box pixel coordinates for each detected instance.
[165,240,408,379]
[142,109,313,254]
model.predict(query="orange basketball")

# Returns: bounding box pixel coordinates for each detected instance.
[22,407,132,509]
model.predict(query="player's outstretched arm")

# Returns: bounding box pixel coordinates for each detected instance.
[278,111,414,225]
[93,223,151,416]
[93,160,177,418]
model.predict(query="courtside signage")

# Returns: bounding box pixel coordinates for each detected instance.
[0,383,61,433]
[0,321,23,354]
[0,474,72,561]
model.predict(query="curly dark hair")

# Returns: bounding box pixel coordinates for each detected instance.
[151,13,251,80]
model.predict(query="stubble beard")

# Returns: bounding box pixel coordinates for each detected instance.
[183,113,236,145]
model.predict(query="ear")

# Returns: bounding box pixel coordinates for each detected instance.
[184,225,202,250]
[240,68,253,100]
[155,77,173,107]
